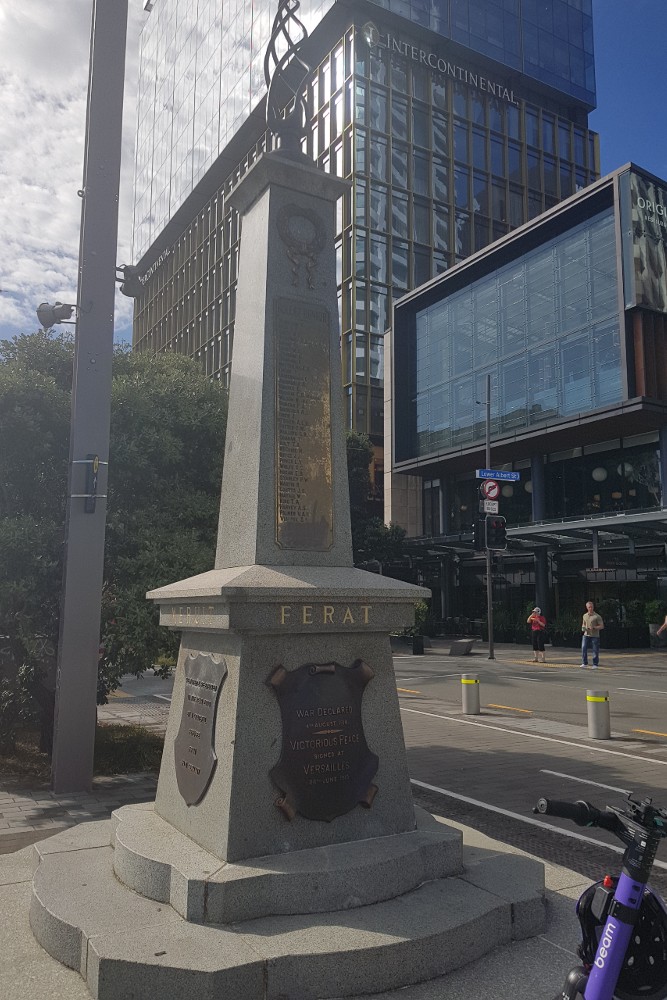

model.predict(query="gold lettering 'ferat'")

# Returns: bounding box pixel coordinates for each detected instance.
[278,604,372,626]
[275,298,333,551]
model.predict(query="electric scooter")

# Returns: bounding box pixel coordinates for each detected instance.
[533,794,667,1000]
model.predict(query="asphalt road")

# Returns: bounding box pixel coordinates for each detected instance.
[393,650,667,740]
[101,645,667,888]
[392,647,667,890]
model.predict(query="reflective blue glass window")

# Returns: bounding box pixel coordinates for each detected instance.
[391,96,409,141]
[134,0,597,257]
[405,209,620,460]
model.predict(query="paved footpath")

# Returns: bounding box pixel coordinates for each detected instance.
[2,646,666,998]
[0,773,157,855]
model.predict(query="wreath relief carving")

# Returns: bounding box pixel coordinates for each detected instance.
[277,204,327,289]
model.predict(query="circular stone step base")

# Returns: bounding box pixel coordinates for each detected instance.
[111,802,464,922]
[29,821,546,1000]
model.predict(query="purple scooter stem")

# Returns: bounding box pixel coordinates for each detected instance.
[583,873,644,1000]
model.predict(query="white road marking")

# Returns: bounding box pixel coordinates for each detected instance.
[395,673,461,681]
[539,769,631,795]
[617,688,667,696]
[410,778,667,872]
[153,695,172,702]
[400,705,667,766]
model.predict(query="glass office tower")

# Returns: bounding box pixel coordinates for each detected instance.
[389,165,667,621]
[132,0,599,450]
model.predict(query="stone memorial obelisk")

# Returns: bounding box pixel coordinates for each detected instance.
[145,10,432,864]
[27,5,545,997]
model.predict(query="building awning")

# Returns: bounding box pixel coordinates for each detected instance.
[404,508,667,557]
[508,509,667,548]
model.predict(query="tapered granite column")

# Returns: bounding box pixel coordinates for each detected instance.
[147,149,429,863]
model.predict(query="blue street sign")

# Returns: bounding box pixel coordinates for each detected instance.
[476,469,520,481]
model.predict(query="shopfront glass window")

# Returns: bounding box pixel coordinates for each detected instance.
[545,438,661,519]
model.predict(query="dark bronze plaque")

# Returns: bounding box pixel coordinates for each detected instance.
[268,660,378,822]
[274,297,333,551]
[174,652,227,806]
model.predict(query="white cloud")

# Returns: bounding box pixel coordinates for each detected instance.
[0,1,147,342]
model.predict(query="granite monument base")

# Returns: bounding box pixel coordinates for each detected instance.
[148,564,430,863]
[28,815,547,1000]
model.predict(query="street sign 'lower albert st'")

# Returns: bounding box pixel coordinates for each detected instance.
[476,469,520,481]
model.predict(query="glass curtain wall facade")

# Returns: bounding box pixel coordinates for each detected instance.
[390,165,667,537]
[398,208,620,462]
[134,0,595,260]
[133,1,599,440]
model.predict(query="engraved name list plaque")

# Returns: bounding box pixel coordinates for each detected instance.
[275,297,333,550]
[174,652,227,806]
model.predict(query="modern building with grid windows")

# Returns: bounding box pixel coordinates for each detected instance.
[131,0,600,492]
[388,164,667,627]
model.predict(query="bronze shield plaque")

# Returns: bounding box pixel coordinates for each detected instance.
[268,660,378,822]
[174,652,227,806]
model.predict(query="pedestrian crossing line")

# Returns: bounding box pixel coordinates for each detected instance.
[487,703,532,714]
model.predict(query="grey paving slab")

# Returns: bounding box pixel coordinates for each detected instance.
[33,820,113,859]
[1,882,92,1000]
[0,846,34,885]
[342,894,577,1000]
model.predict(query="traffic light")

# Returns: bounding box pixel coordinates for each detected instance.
[473,517,486,551]
[118,264,144,298]
[485,515,507,550]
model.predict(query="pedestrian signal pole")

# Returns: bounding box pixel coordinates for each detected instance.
[484,374,495,660]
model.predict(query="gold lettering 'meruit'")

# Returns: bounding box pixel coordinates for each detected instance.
[278,604,372,626]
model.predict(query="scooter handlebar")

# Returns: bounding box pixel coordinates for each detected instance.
[533,797,619,832]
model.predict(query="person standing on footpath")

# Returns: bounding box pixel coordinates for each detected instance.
[527,607,547,663]
[581,600,604,668]
[656,615,667,640]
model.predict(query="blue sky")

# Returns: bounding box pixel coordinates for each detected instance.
[590,0,666,179]
[0,0,665,343]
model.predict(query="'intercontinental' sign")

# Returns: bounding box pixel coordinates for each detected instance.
[362,22,519,106]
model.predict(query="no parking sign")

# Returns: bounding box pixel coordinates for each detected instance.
[480,479,500,501]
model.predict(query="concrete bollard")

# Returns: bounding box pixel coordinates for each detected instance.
[587,690,611,740]
[461,674,480,715]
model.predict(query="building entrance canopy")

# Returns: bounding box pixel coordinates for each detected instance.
[404,508,667,559]
[508,509,667,550]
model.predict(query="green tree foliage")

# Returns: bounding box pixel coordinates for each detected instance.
[0,331,72,750]
[346,430,375,528]
[0,331,227,749]
[345,430,406,568]
[100,349,227,698]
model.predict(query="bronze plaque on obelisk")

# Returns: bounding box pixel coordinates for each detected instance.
[274,296,333,551]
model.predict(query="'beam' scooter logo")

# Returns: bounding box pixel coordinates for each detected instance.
[594,921,617,969]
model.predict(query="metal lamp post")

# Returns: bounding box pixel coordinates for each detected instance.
[50,0,129,792]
